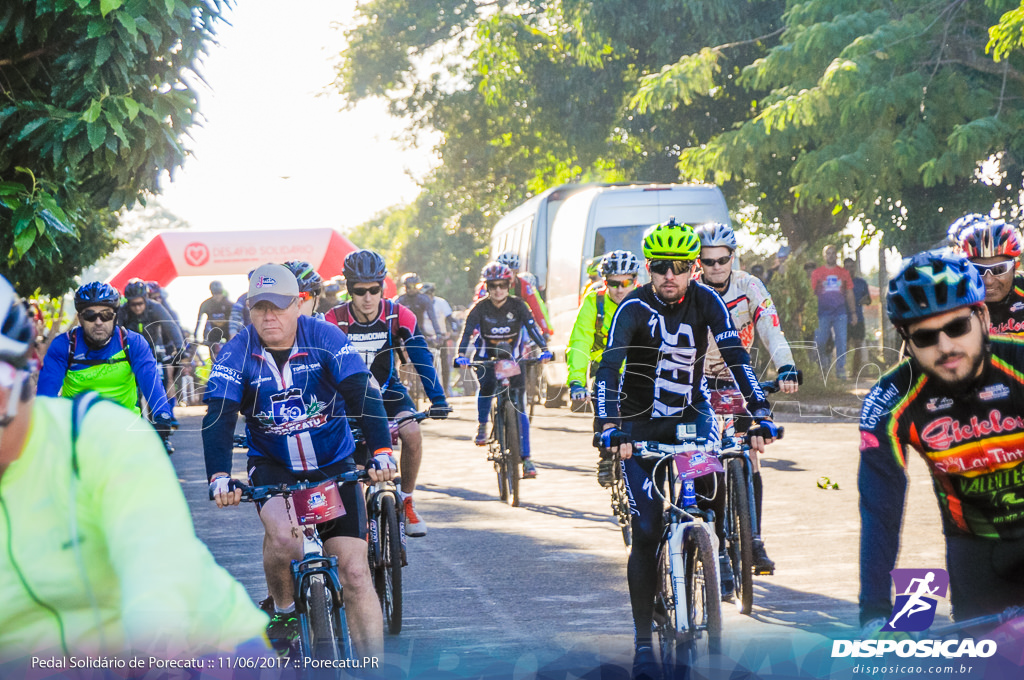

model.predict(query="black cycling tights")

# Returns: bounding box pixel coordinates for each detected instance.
[946,533,1024,621]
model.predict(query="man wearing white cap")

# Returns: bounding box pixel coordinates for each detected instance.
[202,263,396,658]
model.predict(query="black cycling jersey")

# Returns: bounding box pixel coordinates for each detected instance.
[117,299,184,357]
[196,295,233,343]
[457,296,547,359]
[859,335,1024,623]
[986,274,1024,335]
[594,282,769,427]
[395,292,441,337]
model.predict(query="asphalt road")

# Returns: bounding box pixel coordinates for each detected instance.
[170,397,948,679]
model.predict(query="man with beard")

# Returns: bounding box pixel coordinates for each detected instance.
[38,282,176,453]
[859,251,1024,631]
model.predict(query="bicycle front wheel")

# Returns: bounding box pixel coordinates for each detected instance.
[727,458,754,615]
[653,539,680,672]
[306,577,342,662]
[379,494,404,634]
[682,525,722,661]
[492,409,508,502]
[501,399,522,507]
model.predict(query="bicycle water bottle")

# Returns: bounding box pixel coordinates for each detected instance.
[682,478,696,507]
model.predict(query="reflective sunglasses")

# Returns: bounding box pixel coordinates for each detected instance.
[486,281,511,290]
[699,256,732,267]
[81,309,116,323]
[604,278,635,289]
[971,260,1015,278]
[648,260,695,276]
[349,285,382,297]
[906,310,977,348]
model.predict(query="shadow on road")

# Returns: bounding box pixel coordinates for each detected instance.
[750,581,858,636]
[760,458,806,472]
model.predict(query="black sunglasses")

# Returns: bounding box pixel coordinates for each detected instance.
[486,281,511,290]
[604,278,635,289]
[971,261,1014,277]
[349,285,382,297]
[81,309,116,323]
[906,310,977,348]
[648,260,695,276]
[699,256,732,267]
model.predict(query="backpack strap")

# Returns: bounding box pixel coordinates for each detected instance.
[70,392,104,479]
[67,327,132,367]
[333,302,352,332]
[592,291,606,353]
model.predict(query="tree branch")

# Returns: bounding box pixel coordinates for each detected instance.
[0,46,58,67]
[716,27,786,52]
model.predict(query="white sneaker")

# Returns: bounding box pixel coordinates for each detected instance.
[403,496,427,537]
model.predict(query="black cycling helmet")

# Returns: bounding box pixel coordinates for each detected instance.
[419,281,437,294]
[343,249,387,283]
[283,260,323,296]
[75,282,121,312]
[209,280,224,295]
[0,277,37,369]
[123,278,148,300]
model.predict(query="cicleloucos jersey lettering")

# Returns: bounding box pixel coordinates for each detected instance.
[986,274,1024,336]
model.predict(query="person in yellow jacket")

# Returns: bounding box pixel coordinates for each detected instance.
[0,274,272,667]
[566,250,641,402]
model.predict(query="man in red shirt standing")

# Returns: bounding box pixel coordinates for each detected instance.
[811,244,856,381]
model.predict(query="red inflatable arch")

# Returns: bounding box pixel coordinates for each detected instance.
[109,228,396,296]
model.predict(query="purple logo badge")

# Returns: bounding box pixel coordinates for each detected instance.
[884,568,949,632]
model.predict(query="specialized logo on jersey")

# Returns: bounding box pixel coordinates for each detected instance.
[255,387,329,435]
[647,315,697,417]
[883,569,949,632]
[254,275,277,288]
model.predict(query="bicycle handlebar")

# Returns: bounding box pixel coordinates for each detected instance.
[208,469,369,503]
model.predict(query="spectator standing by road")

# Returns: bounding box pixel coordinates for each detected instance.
[845,257,872,375]
[419,282,457,397]
[811,245,856,381]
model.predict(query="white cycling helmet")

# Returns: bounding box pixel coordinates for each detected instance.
[599,250,641,277]
[496,252,521,270]
[696,222,738,251]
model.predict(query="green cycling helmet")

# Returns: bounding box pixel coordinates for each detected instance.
[642,218,701,260]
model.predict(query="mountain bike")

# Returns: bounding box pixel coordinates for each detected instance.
[353,410,437,636]
[634,429,724,673]
[470,352,540,508]
[709,376,797,616]
[212,470,366,665]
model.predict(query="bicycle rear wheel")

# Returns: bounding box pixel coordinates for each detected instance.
[379,494,403,634]
[306,577,342,662]
[501,399,522,507]
[727,458,754,615]
[611,463,632,551]
[682,525,722,662]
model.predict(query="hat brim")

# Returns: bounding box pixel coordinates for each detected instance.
[246,292,297,310]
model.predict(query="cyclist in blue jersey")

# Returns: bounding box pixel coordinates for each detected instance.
[860,250,1024,630]
[325,250,451,537]
[594,220,776,680]
[202,263,396,659]
[38,282,177,454]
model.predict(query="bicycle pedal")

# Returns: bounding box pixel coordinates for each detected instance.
[754,565,775,576]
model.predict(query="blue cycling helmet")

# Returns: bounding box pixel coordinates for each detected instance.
[283,260,323,296]
[343,249,387,283]
[123,277,148,300]
[75,282,121,312]
[886,250,984,326]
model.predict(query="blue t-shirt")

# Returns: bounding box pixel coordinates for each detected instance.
[852,277,870,325]
[203,315,371,472]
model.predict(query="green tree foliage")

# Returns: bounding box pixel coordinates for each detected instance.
[0,0,228,296]
[635,0,1024,254]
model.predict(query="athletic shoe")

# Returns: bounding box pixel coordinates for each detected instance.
[752,539,776,575]
[403,496,427,537]
[597,457,616,487]
[267,611,299,651]
[475,423,488,446]
[522,458,538,478]
[632,645,662,680]
[719,552,735,601]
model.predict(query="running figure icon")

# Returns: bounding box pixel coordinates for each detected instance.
[888,572,939,627]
